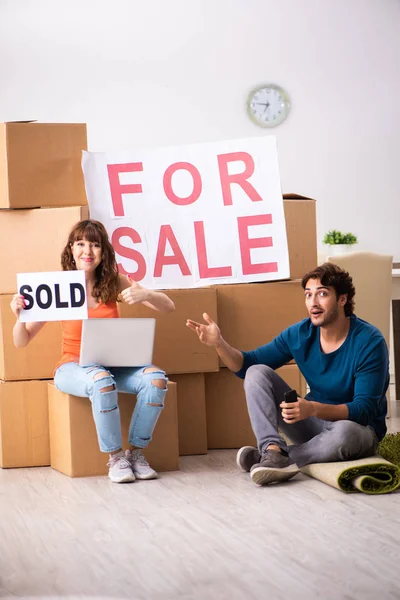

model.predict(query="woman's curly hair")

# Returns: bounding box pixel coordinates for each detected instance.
[301,262,356,317]
[61,220,120,304]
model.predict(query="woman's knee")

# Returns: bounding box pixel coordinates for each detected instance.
[91,370,118,412]
[93,370,116,393]
[143,366,167,390]
[141,367,167,406]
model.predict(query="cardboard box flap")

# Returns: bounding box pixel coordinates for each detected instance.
[283,193,316,201]
[3,121,87,125]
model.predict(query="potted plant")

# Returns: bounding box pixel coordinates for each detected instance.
[323,230,358,256]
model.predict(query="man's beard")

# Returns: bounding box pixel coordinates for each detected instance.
[314,305,340,327]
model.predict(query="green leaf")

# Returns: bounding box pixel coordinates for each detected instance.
[322,230,357,245]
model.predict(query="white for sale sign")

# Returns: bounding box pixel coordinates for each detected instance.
[82,136,289,289]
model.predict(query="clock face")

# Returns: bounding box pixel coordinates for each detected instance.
[247,84,290,128]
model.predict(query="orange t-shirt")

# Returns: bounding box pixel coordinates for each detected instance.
[55,301,119,371]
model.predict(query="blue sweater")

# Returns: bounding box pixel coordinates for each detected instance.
[236,315,389,441]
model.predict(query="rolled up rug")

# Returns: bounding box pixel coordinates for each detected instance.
[300,456,400,494]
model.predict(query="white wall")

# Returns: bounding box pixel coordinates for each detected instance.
[1,0,400,258]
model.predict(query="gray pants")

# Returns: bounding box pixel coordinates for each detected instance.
[243,365,378,468]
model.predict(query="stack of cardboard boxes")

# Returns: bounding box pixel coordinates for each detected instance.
[0,122,88,468]
[0,121,318,477]
[0,122,182,477]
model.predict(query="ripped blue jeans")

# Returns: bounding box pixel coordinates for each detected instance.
[54,362,167,453]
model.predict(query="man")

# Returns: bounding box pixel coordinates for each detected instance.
[186,263,389,486]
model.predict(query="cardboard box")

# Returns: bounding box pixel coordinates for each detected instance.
[216,280,306,356]
[0,205,88,294]
[283,194,317,280]
[0,122,88,209]
[0,379,50,467]
[205,365,306,449]
[118,288,219,375]
[48,381,179,477]
[170,373,207,455]
[0,295,62,380]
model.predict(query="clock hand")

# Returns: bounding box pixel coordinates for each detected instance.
[253,101,271,113]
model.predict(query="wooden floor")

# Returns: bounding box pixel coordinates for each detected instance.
[1,392,400,600]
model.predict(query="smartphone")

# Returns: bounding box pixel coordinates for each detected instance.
[284,389,298,403]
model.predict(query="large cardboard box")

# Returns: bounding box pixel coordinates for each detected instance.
[0,295,62,380]
[283,194,317,279]
[0,379,50,467]
[48,381,179,477]
[0,205,88,294]
[118,288,219,375]
[205,365,306,449]
[216,280,306,355]
[170,373,207,456]
[0,122,88,209]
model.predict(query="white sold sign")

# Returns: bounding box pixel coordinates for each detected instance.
[82,136,290,289]
[17,271,88,323]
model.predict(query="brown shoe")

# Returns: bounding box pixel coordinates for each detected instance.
[236,446,261,472]
[250,449,299,486]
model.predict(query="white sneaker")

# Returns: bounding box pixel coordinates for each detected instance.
[107,451,136,483]
[125,449,158,480]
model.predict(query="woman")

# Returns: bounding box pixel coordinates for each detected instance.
[10,219,175,484]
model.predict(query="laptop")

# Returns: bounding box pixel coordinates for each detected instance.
[79,318,156,367]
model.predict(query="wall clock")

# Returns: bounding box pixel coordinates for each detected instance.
[247,84,290,128]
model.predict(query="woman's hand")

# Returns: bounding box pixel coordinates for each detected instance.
[10,294,25,319]
[120,276,150,305]
[186,313,222,347]
[10,296,45,348]
[118,275,175,312]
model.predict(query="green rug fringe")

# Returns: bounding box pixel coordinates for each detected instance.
[377,432,400,467]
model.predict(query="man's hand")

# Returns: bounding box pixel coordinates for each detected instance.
[186,313,221,347]
[280,396,315,424]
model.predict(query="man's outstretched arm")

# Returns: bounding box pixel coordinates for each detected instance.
[186,313,244,373]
